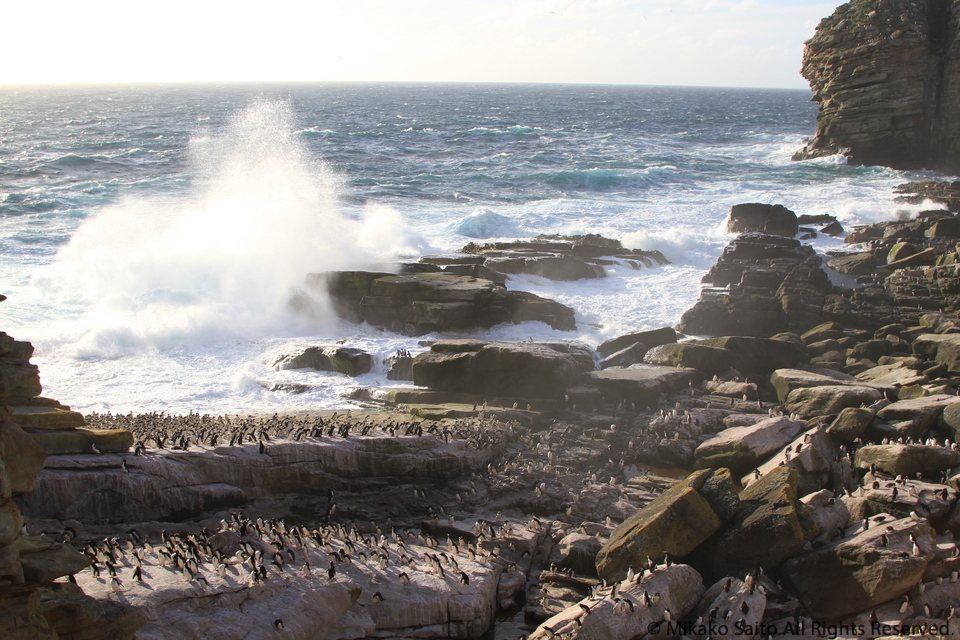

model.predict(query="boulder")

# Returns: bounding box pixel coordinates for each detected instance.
[770,368,856,404]
[875,395,958,434]
[582,365,698,407]
[26,428,133,456]
[843,479,957,523]
[827,252,883,276]
[595,469,738,582]
[826,407,874,443]
[523,255,605,280]
[854,444,960,479]
[939,401,960,440]
[266,344,373,376]
[308,271,576,335]
[9,406,85,431]
[528,564,704,640]
[726,203,798,237]
[801,489,851,541]
[692,467,818,580]
[783,385,883,419]
[690,577,767,640]
[642,343,735,375]
[598,342,648,369]
[412,341,593,399]
[854,362,927,387]
[596,327,676,357]
[385,353,414,381]
[703,380,759,400]
[912,333,960,359]
[694,417,806,473]
[934,334,960,373]
[782,517,936,620]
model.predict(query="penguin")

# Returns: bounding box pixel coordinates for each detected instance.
[274,619,283,630]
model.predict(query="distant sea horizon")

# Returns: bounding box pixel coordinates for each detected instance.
[0,82,948,415]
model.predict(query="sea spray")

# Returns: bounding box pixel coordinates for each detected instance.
[28,99,418,358]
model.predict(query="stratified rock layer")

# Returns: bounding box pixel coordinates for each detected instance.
[795,0,960,173]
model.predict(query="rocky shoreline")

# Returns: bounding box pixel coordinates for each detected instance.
[5,186,960,638]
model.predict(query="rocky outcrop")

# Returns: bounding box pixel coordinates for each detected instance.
[726,203,799,237]
[678,232,831,337]
[455,233,669,281]
[411,340,594,400]
[1,330,133,455]
[0,323,144,638]
[19,430,501,524]
[795,0,960,173]
[307,271,576,335]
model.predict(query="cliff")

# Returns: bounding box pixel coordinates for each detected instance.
[794,0,960,173]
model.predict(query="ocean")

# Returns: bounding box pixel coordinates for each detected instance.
[0,83,946,415]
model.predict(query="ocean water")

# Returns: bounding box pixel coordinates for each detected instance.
[0,83,948,414]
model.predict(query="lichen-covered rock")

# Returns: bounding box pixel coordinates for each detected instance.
[795,0,960,174]
[692,467,819,580]
[595,469,738,582]
[782,516,936,620]
[826,406,875,443]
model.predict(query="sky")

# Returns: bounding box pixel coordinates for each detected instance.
[2,0,840,88]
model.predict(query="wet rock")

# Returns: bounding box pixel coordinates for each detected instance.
[552,533,602,576]
[412,340,594,400]
[598,342,648,369]
[726,203,799,238]
[595,469,738,582]
[782,516,936,620]
[694,417,807,473]
[265,344,373,377]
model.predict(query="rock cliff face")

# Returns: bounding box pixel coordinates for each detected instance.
[795,0,960,173]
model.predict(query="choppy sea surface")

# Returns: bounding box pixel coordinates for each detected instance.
[0,83,949,414]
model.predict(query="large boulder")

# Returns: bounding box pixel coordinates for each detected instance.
[783,385,883,419]
[596,327,677,357]
[770,368,856,404]
[742,428,844,497]
[826,407,875,443]
[642,343,735,375]
[691,467,819,580]
[582,365,698,407]
[412,340,594,400]
[595,469,738,582]
[697,336,806,374]
[874,395,959,434]
[694,417,807,473]
[782,517,936,620]
[854,444,960,479]
[726,203,799,237]
[265,344,373,376]
[308,271,576,335]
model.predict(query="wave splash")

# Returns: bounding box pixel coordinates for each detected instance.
[32,100,415,359]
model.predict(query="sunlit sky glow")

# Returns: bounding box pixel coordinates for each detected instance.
[2,0,840,88]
